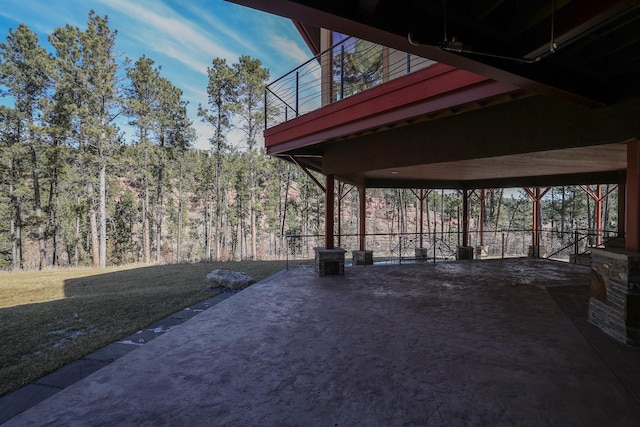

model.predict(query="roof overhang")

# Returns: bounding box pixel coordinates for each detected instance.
[227,0,640,189]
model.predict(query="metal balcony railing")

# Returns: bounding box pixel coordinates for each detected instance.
[265,36,436,129]
[281,228,620,267]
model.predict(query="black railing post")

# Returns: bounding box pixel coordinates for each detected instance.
[340,45,345,101]
[406,52,411,74]
[433,227,437,263]
[574,230,579,255]
[264,89,268,129]
[295,71,299,117]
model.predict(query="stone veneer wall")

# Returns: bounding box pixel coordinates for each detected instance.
[352,250,373,266]
[589,248,640,345]
[456,246,474,260]
[314,248,346,277]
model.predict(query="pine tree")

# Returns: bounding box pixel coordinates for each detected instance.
[234,56,269,260]
[0,24,53,269]
[49,11,126,267]
[198,58,237,261]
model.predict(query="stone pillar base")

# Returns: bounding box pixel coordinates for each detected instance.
[475,245,488,259]
[456,246,474,260]
[314,247,346,277]
[528,245,547,258]
[415,247,430,262]
[352,250,373,266]
[569,252,592,266]
[589,248,640,345]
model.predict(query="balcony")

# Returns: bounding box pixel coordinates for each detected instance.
[265,36,437,130]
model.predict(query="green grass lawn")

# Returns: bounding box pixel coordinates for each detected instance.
[0,260,308,397]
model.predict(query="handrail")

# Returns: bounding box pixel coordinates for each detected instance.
[546,231,588,259]
[283,228,621,265]
[264,35,436,129]
[267,37,354,88]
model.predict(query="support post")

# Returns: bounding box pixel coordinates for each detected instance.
[595,185,603,245]
[352,186,373,266]
[472,189,493,259]
[320,29,333,107]
[419,190,424,247]
[462,189,469,247]
[533,186,541,248]
[457,189,474,260]
[359,186,366,251]
[524,187,550,257]
[410,189,431,261]
[325,174,335,250]
[627,140,640,252]
[479,189,486,246]
[337,182,343,248]
[580,184,618,247]
[587,140,640,345]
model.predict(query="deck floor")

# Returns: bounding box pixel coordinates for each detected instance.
[5,258,640,426]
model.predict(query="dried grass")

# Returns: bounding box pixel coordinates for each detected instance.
[0,260,305,397]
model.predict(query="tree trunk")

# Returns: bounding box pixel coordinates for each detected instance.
[604,184,610,232]
[156,172,163,264]
[251,195,257,260]
[494,189,503,240]
[206,192,213,261]
[177,161,183,264]
[561,186,566,232]
[90,204,100,268]
[48,173,58,266]
[98,162,107,267]
[279,166,291,258]
[9,156,22,270]
[74,208,80,268]
[214,143,223,261]
[30,145,47,270]
[143,185,151,264]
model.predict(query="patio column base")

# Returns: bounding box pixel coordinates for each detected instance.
[314,247,346,277]
[528,245,547,258]
[456,246,474,260]
[415,247,430,262]
[589,248,640,345]
[352,250,373,266]
[475,245,488,259]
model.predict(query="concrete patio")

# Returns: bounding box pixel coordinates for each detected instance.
[4,258,640,426]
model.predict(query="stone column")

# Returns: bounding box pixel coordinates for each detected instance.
[589,248,640,345]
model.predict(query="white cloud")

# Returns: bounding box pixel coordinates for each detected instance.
[269,34,313,67]
[97,0,237,73]
[175,0,256,54]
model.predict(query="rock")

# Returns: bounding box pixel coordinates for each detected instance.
[206,269,255,290]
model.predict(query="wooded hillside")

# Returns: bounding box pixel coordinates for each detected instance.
[0,12,618,270]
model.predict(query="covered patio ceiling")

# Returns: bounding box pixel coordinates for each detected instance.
[229,0,640,190]
[269,88,636,189]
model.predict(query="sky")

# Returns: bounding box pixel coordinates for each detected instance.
[0,0,314,149]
